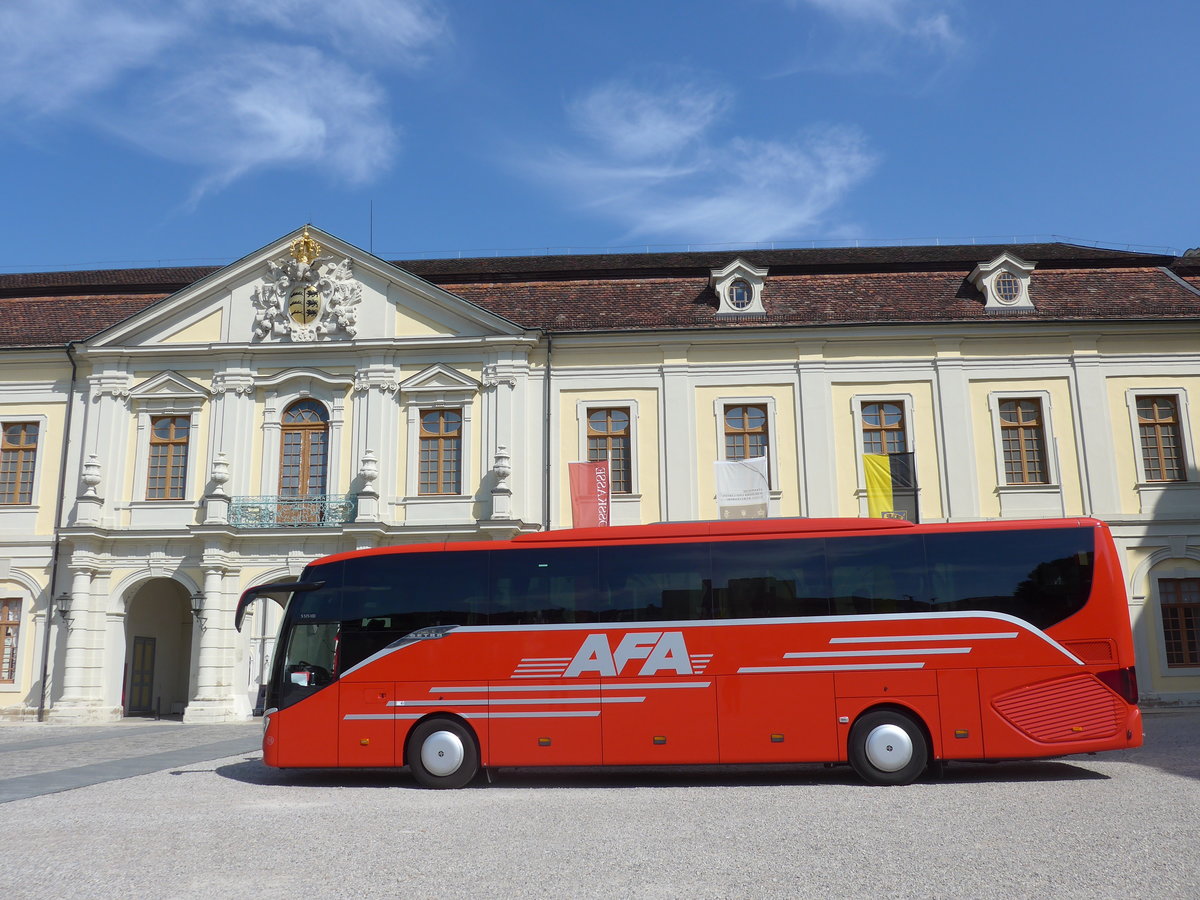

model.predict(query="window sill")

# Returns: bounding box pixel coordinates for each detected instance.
[1135,481,1200,516]
[993,483,1062,518]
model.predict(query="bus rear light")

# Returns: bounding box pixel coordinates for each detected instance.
[1098,666,1139,705]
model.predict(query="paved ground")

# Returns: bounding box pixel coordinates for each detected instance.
[0,710,1196,899]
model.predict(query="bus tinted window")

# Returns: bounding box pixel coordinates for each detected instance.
[341,550,489,631]
[711,538,831,619]
[489,546,599,624]
[924,528,1093,629]
[289,562,344,622]
[598,542,710,621]
[827,534,928,615]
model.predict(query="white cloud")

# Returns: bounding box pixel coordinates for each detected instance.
[0,0,442,196]
[201,0,449,65]
[107,47,396,201]
[0,0,183,113]
[530,79,878,243]
[567,78,732,161]
[790,0,963,49]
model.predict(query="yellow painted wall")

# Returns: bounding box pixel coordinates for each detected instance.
[396,305,456,337]
[556,388,661,524]
[161,309,223,344]
[968,378,1083,516]
[824,339,937,361]
[694,385,799,520]
[551,347,664,370]
[0,401,68,535]
[829,381,942,519]
[959,336,1074,358]
[1107,375,1200,516]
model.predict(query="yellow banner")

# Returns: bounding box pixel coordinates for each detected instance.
[863,453,893,518]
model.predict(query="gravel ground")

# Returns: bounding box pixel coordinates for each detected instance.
[1,711,1196,899]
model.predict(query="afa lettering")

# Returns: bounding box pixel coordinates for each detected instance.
[564,631,694,677]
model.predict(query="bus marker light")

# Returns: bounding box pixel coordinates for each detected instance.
[653,736,667,745]
[538,737,552,747]
[838,716,849,724]
[1071,726,1084,733]
[954,730,969,739]
[360,738,370,746]
[770,734,784,743]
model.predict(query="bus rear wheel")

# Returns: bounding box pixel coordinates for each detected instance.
[407,718,480,789]
[848,709,929,786]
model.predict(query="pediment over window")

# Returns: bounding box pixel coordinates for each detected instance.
[399,364,480,402]
[129,371,209,412]
[129,371,209,400]
[711,258,769,316]
[968,252,1037,312]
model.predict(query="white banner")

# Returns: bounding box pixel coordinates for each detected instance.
[715,455,769,519]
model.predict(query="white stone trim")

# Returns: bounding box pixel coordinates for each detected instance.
[259,372,351,497]
[0,570,41,694]
[713,396,781,502]
[0,413,49,527]
[1125,387,1194,485]
[985,390,1064,518]
[575,398,641,496]
[711,258,768,316]
[398,365,479,518]
[1135,552,1200,679]
[850,393,916,517]
[968,252,1037,311]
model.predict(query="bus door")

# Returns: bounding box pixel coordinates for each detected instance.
[272,619,340,767]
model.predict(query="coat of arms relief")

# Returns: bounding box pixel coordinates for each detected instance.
[252,228,362,341]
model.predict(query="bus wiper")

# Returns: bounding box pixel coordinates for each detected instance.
[234,581,325,632]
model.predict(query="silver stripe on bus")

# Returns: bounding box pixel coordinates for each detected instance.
[429,681,712,692]
[828,632,1018,643]
[344,712,603,721]
[519,657,571,663]
[737,662,927,673]
[340,613,1082,676]
[784,648,971,658]
[388,697,645,706]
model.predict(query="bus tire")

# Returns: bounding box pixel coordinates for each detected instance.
[848,709,928,786]
[407,717,480,789]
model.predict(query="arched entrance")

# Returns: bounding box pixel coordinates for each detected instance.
[241,591,286,715]
[123,579,194,717]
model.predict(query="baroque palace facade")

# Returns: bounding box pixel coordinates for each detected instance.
[2,226,1200,721]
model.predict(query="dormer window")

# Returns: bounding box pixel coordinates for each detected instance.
[729,279,753,310]
[711,259,768,316]
[968,252,1036,312]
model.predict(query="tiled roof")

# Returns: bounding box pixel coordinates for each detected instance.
[1,243,1197,347]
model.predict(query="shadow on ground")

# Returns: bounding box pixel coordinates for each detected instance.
[213,756,1109,791]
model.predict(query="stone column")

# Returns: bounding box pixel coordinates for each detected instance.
[184,566,239,722]
[51,566,98,717]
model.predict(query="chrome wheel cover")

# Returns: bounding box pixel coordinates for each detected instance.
[864,723,913,772]
[421,729,466,776]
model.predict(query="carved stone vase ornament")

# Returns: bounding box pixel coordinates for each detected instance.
[252,227,362,341]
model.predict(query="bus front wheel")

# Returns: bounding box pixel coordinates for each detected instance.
[407,718,480,789]
[848,709,929,786]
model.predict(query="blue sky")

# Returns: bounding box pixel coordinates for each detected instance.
[1,0,1196,272]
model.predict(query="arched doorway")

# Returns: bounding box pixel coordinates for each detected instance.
[123,580,194,718]
[279,399,329,524]
[241,590,286,716]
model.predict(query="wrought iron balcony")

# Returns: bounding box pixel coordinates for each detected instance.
[228,494,357,528]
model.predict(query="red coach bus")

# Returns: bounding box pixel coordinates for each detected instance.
[235,516,1141,788]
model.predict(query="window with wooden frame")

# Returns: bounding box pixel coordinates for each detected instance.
[146,416,190,500]
[1137,395,1185,482]
[587,408,632,493]
[0,422,38,505]
[999,398,1048,484]
[1159,578,1200,667]
[860,401,907,455]
[279,400,329,498]
[419,408,462,495]
[0,597,19,684]
[724,404,770,471]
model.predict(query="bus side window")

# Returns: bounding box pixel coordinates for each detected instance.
[827,535,928,615]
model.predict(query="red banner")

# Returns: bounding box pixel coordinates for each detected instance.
[569,461,611,527]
